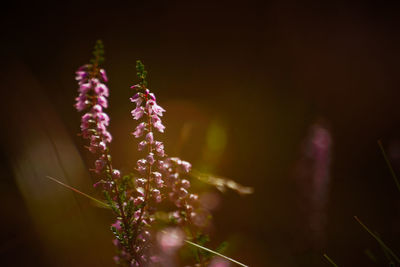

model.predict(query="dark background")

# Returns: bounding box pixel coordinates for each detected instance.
[1,1,400,266]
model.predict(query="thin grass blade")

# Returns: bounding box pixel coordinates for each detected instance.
[354,216,400,263]
[47,176,249,266]
[45,176,110,208]
[184,239,249,267]
[377,140,400,194]
[323,253,338,266]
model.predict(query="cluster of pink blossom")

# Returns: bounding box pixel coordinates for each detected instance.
[74,51,231,266]
[75,64,116,174]
[75,63,134,264]
[127,85,168,265]
[158,157,203,226]
[127,80,208,265]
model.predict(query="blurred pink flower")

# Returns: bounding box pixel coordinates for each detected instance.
[157,228,185,253]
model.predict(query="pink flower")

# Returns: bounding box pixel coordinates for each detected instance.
[131,106,145,120]
[112,220,122,231]
[134,196,145,205]
[111,169,121,179]
[154,141,165,157]
[94,159,106,173]
[147,153,155,165]
[137,159,147,168]
[75,71,88,82]
[130,93,143,107]
[157,227,184,253]
[95,83,109,97]
[146,100,165,117]
[97,95,108,108]
[145,132,154,143]
[96,112,110,126]
[75,95,89,111]
[133,122,146,138]
[152,115,165,133]
[138,140,147,151]
[79,82,91,94]
[92,104,102,113]
[99,69,108,82]
[209,257,231,267]
[181,179,190,189]
[180,160,191,173]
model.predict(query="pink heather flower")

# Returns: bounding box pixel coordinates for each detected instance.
[111,169,121,179]
[189,193,199,203]
[136,187,145,197]
[152,172,162,180]
[155,178,164,188]
[134,210,142,220]
[134,196,145,205]
[148,92,156,101]
[209,257,231,267]
[75,63,112,176]
[147,153,155,165]
[138,140,147,151]
[112,239,120,247]
[92,104,102,113]
[137,159,147,168]
[137,165,147,175]
[80,120,90,132]
[98,141,106,151]
[130,93,143,107]
[112,220,122,231]
[79,82,91,94]
[97,95,108,108]
[75,71,88,82]
[154,141,165,157]
[99,69,108,82]
[133,122,146,138]
[131,106,145,120]
[103,131,112,143]
[180,160,191,173]
[96,112,110,126]
[146,100,165,117]
[155,195,162,203]
[152,115,165,133]
[75,96,89,111]
[181,179,190,189]
[152,189,160,198]
[179,188,188,198]
[136,178,147,187]
[95,83,109,97]
[95,159,106,173]
[81,112,92,122]
[145,132,154,143]
[157,228,184,253]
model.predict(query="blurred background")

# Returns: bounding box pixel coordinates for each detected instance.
[1,1,400,266]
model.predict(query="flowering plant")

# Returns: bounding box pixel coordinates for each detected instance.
[73,41,250,267]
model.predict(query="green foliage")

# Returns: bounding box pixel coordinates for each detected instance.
[215,241,229,255]
[136,60,148,87]
[90,40,105,65]
[104,190,120,215]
